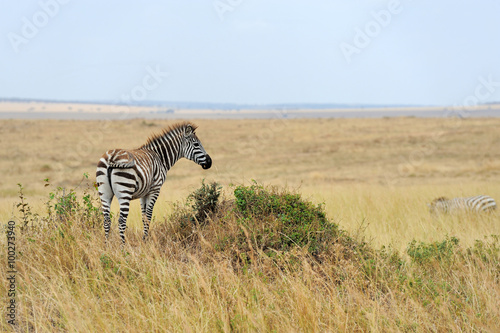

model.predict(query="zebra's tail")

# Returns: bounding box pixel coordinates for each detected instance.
[106,166,114,196]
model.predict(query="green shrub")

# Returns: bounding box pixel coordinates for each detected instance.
[167,180,222,241]
[46,175,101,227]
[406,236,459,265]
[50,187,78,221]
[16,175,101,230]
[233,182,338,254]
[187,180,222,224]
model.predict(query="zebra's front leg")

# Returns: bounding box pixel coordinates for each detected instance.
[140,189,160,240]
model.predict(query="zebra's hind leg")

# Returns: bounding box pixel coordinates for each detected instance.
[97,187,114,241]
[103,209,112,241]
[140,189,160,240]
[117,198,131,244]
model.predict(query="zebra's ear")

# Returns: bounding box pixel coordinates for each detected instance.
[184,124,193,136]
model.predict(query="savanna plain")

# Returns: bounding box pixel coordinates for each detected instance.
[1,116,499,332]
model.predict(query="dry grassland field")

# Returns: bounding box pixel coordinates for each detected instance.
[1,116,500,331]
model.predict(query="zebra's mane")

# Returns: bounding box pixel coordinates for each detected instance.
[142,121,198,148]
[432,197,449,203]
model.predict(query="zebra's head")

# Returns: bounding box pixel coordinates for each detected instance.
[428,197,448,214]
[182,124,212,170]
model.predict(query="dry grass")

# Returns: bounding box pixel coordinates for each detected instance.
[1,116,500,331]
[1,116,500,248]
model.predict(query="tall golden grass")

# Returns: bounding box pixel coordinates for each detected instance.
[1,116,500,331]
[1,181,499,331]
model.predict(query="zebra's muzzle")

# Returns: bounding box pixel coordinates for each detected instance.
[202,154,212,169]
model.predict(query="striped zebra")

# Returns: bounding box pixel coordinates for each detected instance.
[96,122,212,243]
[428,195,497,214]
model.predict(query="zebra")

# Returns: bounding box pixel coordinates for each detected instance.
[96,122,212,244]
[428,195,497,215]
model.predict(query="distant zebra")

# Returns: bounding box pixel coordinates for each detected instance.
[428,195,497,214]
[96,122,212,243]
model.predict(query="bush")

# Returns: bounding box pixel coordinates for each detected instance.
[15,175,101,230]
[50,187,78,221]
[233,182,337,255]
[166,180,222,241]
[188,180,222,224]
[164,181,374,272]
[406,236,460,265]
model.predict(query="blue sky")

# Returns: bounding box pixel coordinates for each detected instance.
[1,0,499,106]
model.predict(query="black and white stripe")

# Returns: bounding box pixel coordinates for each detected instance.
[429,195,497,214]
[96,122,212,243]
